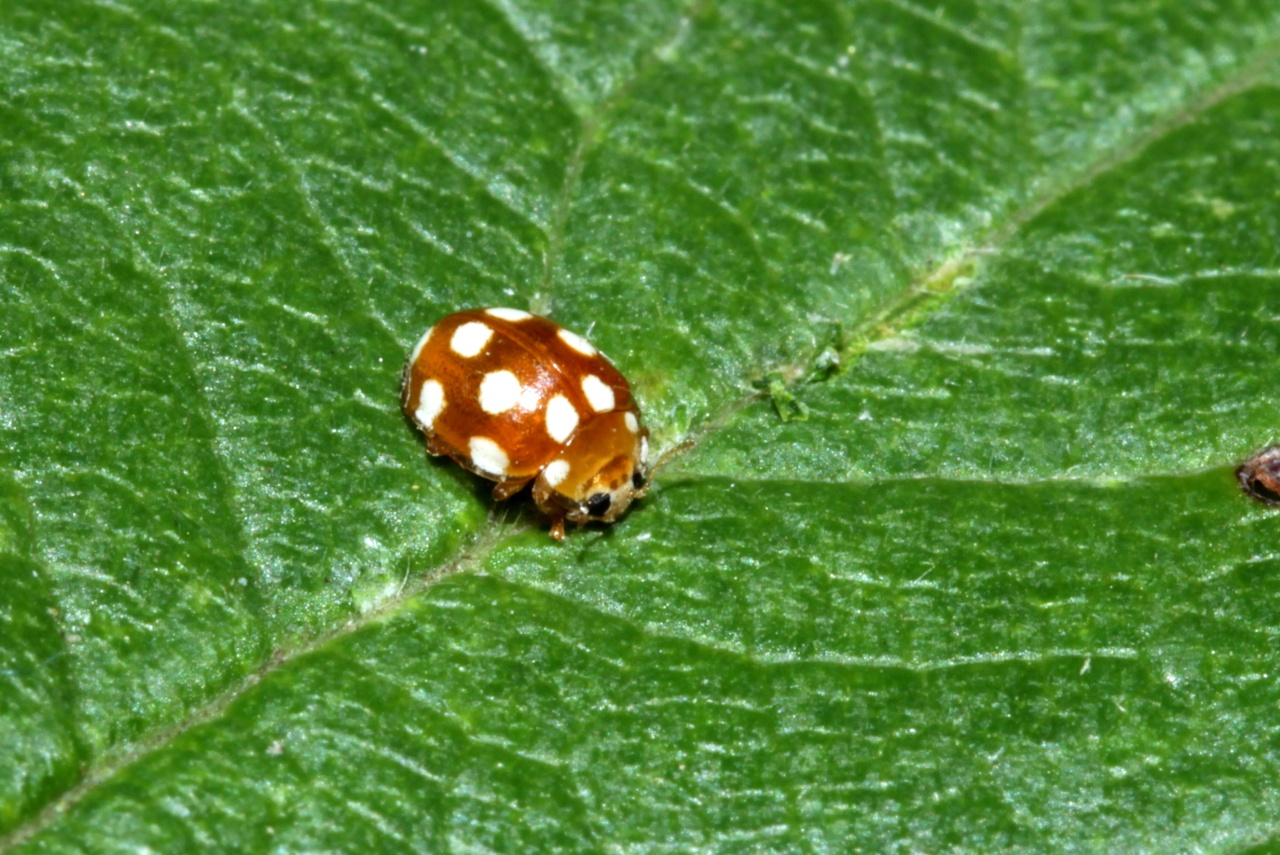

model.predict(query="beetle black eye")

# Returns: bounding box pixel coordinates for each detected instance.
[631,470,645,490]
[586,493,612,516]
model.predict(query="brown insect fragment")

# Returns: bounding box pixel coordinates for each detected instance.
[1237,445,1280,506]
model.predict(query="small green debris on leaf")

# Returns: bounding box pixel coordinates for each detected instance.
[763,372,810,422]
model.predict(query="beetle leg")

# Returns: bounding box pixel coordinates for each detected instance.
[492,477,532,502]
[549,517,566,540]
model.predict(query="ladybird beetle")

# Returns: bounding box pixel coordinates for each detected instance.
[402,308,651,539]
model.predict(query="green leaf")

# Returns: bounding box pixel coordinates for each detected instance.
[3,0,1280,851]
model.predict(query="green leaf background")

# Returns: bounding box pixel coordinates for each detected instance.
[3,0,1280,850]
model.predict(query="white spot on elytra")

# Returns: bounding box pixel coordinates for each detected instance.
[451,322,492,358]
[545,394,580,443]
[468,436,508,476]
[409,326,434,365]
[640,435,649,464]
[542,459,570,488]
[582,375,615,412]
[558,327,597,356]
[518,385,542,411]
[478,370,521,414]
[415,379,444,429]
[624,411,639,433]
[486,307,532,322]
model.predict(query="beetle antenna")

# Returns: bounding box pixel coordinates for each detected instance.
[647,439,696,482]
